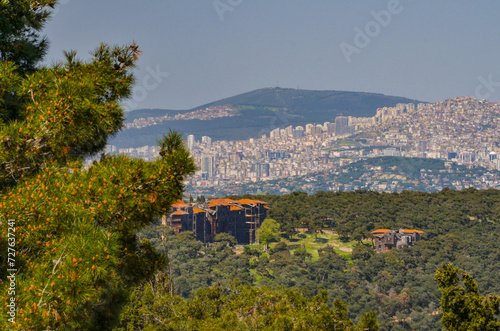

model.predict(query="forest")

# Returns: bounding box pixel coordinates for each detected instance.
[137,188,500,330]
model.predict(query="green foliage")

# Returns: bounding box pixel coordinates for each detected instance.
[214,233,237,247]
[0,143,195,328]
[0,0,55,73]
[204,189,500,329]
[293,247,312,261]
[117,277,373,331]
[257,218,281,246]
[356,310,379,330]
[352,244,375,261]
[0,43,141,186]
[269,240,288,255]
[435,262,500,330]
[140,226,253,298]
[0,3,197,329]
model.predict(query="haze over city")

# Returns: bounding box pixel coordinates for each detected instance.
[43,1,500,110]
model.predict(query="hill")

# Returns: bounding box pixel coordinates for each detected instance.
[110,88,422,148]
[191,87,420,119]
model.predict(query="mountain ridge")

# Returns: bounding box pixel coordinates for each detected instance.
[112,87,423,148]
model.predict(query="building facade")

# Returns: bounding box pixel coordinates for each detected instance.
[372,229,423,252]
[335,116,349,136]
[162,198,268,244]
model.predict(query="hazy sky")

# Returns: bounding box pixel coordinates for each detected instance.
[43,1,500,110]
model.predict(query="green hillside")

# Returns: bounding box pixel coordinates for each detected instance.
[195,87,421,120]
[111,88,422,148]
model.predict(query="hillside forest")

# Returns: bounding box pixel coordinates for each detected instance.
[137,189,500,330]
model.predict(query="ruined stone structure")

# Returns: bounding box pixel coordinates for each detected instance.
[162,198,268,244]
[372,229,423,252]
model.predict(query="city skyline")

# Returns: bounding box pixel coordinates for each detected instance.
[100,97,500,197]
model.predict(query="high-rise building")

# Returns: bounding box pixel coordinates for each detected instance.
[335,116,349,136]
[459,151,475,163]
[201,136,212,146]
[396,103,406,112]
[252,163,270,177]
[384,148,401,157]
[315,124,323,134]
[187,135,195,151]
[270,128,280,139]
[325,122,335,134]
[201,155,214,179]
[305,124,314,135]
[292,127,304,139]
[418,140,429,152]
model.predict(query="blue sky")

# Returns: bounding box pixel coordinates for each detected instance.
[43,1,500,110]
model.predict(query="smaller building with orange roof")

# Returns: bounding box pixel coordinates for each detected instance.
[372,228,423,252]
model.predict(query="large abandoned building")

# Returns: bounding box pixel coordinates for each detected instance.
[372,229,423,252]
[161,198,268,244]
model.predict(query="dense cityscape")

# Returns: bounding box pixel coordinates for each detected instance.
[102,96,500,197]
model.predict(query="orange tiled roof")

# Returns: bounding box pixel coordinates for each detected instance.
[238,199,267,205]
[193,207,206,213]
[171,210,189,216]
[372,229,424,234]
[207,198,236,206]
[230,206,242,211]
[171,200,188,208]
[372,229,391,233]
[402,229,424,234]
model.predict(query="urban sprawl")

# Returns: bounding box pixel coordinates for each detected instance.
[101,97,500,197]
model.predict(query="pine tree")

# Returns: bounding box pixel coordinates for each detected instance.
[0,2,196,329]
[356,311,379,330]
[0,0,58,125]
[435,262,500,331]
[116,280,364,330]
[0,0,55,73]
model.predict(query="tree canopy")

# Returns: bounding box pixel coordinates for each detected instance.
[435,262,500,330]
[0,1,196,329]
[257,218,280,247]
[0,0,55,73]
